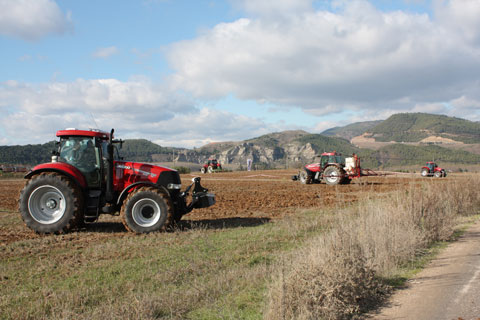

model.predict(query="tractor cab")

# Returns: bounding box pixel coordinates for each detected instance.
[208,159,218,166]
[319,152,345,168]
[426,161,437,172]
[55,129,111,188]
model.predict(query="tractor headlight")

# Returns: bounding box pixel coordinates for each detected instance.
[167,183,182,190]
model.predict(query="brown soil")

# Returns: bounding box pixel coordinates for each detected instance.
[0,170,425,246]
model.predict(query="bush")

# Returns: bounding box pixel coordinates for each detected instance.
[173,166,191,174]
[266,176,480,319]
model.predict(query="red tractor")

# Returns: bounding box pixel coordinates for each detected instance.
[18,128,215,234]
[294,152,361,185]
[421,161,447,178]
[200,158,222,174]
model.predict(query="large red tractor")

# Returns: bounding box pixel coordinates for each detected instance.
[19,128,215,234]
[200,159,222,174]
[421,161,447,178]
[294,152,362,185]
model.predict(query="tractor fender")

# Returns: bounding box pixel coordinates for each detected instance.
[25,162,87,190]
[116,182,170,206]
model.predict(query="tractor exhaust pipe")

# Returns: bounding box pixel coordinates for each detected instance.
[106,128,115,202]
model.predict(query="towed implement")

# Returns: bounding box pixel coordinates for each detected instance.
[19,128,215,234]
[292,152,383,186]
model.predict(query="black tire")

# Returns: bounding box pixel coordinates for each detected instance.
[434,171,442,178]
[19,172,83,234]
[341,177,352,185]
[299,170,312,184]
[324,166,343,186]
[421,168,429,177]
[121,187,173,233]
[200,167,206,174]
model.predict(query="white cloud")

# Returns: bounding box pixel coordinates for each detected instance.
[231,0,313,18]
[0,0,72,41]
[167,0,480,120]
[0,79,286,147]
[93,46,119,59]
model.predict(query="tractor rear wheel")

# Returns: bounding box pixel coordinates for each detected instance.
[421,168,429,177]
[19,172,83,234]
[299,170,312,184]
[324,166,343,186]
[121,187,173,233]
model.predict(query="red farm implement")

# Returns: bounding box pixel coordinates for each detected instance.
[292,152,385,185]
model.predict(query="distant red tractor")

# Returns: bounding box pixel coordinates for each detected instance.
[293,152,362,185]
[18,128,215,234]
[421,161,447,178]
[200,159,222,174]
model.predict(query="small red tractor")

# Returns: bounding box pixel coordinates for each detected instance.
[18,128,215,234]
[421,161,447,178]
[200,158,222,174]
[293,152,372,185]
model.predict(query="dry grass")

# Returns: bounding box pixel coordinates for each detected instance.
[265,175,480,319]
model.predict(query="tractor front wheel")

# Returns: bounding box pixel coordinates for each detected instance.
[421,168,429,177]
[299,170,312,184]
[121,187,173,233]
[19,172,83,234]
[434,171,442,178]
[324,166,343,186]
[200,167,206,174]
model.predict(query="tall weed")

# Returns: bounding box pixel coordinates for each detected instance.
[266,176,480,319]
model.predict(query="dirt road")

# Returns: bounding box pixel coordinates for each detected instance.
[371,220,480,320]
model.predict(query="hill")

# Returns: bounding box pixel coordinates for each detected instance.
[367,113,480,144]
[322,120,382,140]
[358,144,480,169]
[197,130,361,169]
[1,113,480,170]
[0,141,56,166]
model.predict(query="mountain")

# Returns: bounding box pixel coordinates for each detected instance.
[357,144,480,168]
[366,113,480,144]
[322,120,383,140]
[198,130,359,168]
[1,113,480,169]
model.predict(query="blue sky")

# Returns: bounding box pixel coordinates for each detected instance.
[1,0,479,147]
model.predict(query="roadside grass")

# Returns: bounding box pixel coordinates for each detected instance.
[265,175,480,319]
[1,175,479,319]
[385,213,480,288]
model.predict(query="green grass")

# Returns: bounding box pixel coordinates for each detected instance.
[0,209,334,320]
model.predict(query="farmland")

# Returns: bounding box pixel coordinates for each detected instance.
[1,170,414,244]
[1,170,476,319]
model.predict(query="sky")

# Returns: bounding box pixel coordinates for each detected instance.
[0,0,479,147]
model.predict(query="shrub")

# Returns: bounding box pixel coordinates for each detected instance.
[173,166,191,174]
[266,176,480,319]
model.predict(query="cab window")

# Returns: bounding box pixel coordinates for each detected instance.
[59,136,100,187]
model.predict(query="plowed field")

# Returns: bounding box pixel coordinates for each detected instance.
[0,170,421,245]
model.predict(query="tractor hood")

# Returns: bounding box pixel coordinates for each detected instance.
[113,161,181,191]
